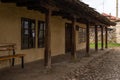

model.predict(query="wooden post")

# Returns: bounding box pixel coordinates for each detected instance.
[105,27,108,48]
[86,22,90,56]
[95,25,98,51]
[101,25,104,50]
[116,0,118,18]
[44,9,52,68]
[71,17,76,59]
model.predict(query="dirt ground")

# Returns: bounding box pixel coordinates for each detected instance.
[0,48,117,80]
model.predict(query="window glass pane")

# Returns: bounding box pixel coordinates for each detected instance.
[24,29,29,35]
[24,21,29,29]
[40,24,43,30]
[44,24,46,30]
[38,21,45,48]
[39,31,44,38]
[31,23,35,29]
[32,30,35,37]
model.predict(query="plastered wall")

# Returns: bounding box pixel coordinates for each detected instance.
[0,3,86,68]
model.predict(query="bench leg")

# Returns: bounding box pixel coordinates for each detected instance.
[12,58,15,66]
[12,49,15,66]
[21,56,24,68]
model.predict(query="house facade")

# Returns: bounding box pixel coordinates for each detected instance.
[0,0,115,69]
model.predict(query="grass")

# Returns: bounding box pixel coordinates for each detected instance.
[108,43,120,47]
[90,43,120,48]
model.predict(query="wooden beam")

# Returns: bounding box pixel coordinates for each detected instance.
[44,9,52,69]
[95,25,98,51]
[101,25,104,50]
[1,0,32,3]
[71,17,77,59]
[105,27,108,48]
[1,0,115,26]
[86,22,90,56]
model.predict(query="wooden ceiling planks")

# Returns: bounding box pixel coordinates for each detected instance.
[0,0,116,26]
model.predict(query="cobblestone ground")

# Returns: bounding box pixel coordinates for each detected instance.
[63,48,120,80]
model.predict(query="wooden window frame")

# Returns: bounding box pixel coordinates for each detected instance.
[38,21,45,48]
[21,18,36,49]
[78,27,86,43]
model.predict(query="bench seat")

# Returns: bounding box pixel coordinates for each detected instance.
[0,54,24,60]
[0,54,25,68]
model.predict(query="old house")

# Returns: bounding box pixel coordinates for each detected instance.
[0,0,116,69]
[102,13,120,43]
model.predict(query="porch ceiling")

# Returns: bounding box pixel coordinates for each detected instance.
[0,0,116,26]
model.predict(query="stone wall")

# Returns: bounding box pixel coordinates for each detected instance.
[90,27,116,43]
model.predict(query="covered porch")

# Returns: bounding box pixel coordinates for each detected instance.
[0,0,116,69]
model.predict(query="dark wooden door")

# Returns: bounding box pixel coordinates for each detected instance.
[65,23,72,53]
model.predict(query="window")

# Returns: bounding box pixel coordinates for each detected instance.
[78,27,86,43]
[38,21,45,48]
[21,18,36,49]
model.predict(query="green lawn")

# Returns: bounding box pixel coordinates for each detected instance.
[90,43,120,48]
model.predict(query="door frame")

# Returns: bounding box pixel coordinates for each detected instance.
[65,23,72,53]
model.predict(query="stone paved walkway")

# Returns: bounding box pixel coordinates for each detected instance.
[64,48,120,80]
[0,48,120,80]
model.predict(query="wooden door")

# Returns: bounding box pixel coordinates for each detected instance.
[65,23,72,53]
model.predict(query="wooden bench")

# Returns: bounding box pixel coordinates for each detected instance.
[0,54,25,68]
